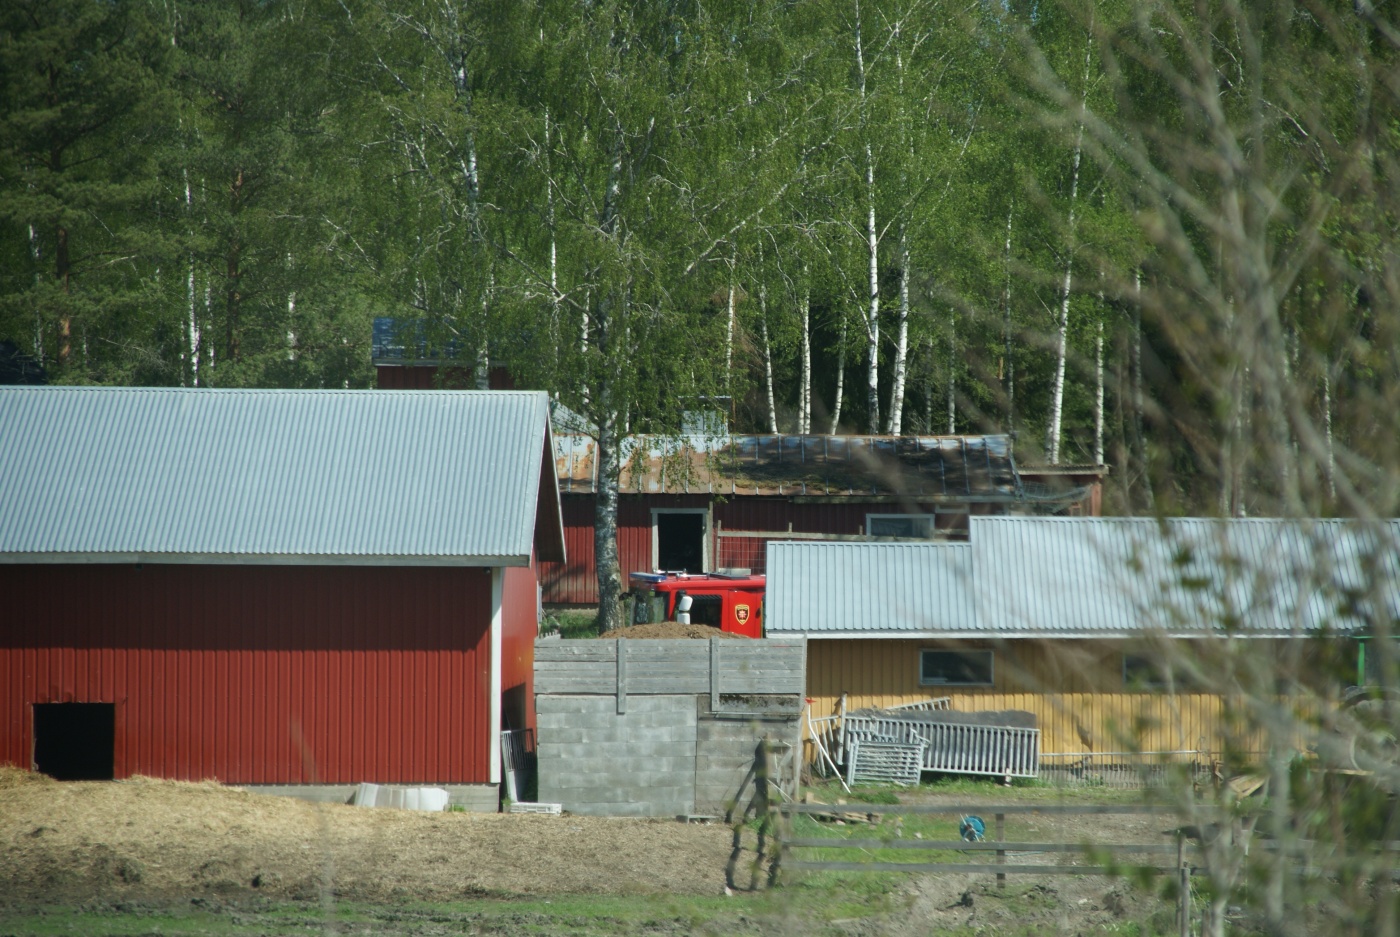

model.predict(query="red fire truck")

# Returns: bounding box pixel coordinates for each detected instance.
[626,570,766,638]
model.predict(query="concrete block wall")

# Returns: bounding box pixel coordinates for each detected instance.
[537,694,698,817]
[693,704,798,813]
[536,693,798,817]
[535,637,805,817]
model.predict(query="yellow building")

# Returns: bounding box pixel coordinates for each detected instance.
[767,518,1384,771]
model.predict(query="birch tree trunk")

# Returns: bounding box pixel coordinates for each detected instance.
[593,127,627,633]
[799,285,811,434]
[886,226,911,435]
[545,108,561,341]
[725,244,737,392]
[1003,206,1014,432]
[946,317,956,434]
[1323,368,1336,501]
[1045,20,1093,464]
[27,224,43,360]
[225,168,243,365]
[923,336,935,434]
[863,142,880,433]
[760,286,778,433]
[854,2,880,432]
[594,393,622,630]
[184,172,200,387]
[1094,318,1104,465]
[1045,120,1083,464]
[450,16,492,391]
[1132,269,1152,507]
[885,33,913,437]
[830,313,847,434]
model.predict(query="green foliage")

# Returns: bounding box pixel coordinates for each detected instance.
[0,0,1395,524]
[541,609,599,639]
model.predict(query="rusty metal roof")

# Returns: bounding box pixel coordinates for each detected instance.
[555,433,1021,499]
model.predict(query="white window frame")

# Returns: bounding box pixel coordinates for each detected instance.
[650,508,710,572]
[866,513,937,539]
[919,648,995,687]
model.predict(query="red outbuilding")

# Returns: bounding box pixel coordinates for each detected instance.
[0,387,563,810]
[366,321,1102,608]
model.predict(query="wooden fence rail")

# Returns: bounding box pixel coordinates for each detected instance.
[770,801,1200,935]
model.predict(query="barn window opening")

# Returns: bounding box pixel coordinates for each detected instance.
[655,511,706,573]
[33,703,114,781]
[920,649,994,687]
[867,513,935,539]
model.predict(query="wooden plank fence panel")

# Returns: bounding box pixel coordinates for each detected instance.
[536,638,808,698]
[783,862,1176,875]
[778,802,1182,816]
[783,839,1183,854]
[534,645,618,661]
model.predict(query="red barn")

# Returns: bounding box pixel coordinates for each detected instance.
[365,323,1101,607]
[0,387,563,810]
[543,433,1065,605]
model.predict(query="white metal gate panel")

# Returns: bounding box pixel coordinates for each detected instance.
[843,715,1040,779]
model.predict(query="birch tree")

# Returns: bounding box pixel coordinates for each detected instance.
[1021,4,1400,933]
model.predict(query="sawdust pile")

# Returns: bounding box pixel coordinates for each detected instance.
[0,767,736,904]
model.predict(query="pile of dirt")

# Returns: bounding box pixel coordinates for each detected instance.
[594,622,753,639]
[0,767,736,904]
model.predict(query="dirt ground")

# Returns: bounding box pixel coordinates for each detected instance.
[0,766,1193,935]
[0,767,736,904]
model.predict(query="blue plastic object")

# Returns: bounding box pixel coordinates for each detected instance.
[960,816,986,842]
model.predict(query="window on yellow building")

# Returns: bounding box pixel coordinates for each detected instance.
[1123,654,1197,690]
[920,649,994,686]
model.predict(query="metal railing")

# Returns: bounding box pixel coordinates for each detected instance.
[843,713,1040,779]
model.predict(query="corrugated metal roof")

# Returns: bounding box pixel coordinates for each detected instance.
[0,387,555,565]
[972,516,1400,637]
[556,433,1022,499]
[762,517,1400,637]
[765,541,973,635]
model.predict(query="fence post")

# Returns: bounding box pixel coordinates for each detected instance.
[710,637,721,712]
[756,737,775,889]
[996,813,1006,889]
[615,637,628,714]
[1177,835,1190,937]
[837,693,848,765]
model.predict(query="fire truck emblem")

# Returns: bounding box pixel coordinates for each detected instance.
[735,605,750,624]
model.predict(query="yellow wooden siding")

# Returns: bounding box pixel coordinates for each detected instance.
[806,638,1305,757]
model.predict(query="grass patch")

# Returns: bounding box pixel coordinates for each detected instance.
[541,608,599,638]
[0,890,931,937]
[804,772,1157,806]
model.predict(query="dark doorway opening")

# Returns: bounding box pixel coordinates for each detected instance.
[33,703,114,781]
[656,512,705,572]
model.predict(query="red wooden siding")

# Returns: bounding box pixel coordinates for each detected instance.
[500,557,539,737]
[542,494,972,603]
[375,364,514,390]
[541,495,707,605]
[0,565,493,785]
